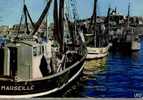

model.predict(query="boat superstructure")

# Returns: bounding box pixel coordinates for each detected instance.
[109,1,141,52]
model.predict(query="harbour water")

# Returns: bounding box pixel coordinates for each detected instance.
[63,38,143,98]
[77,38,143,98]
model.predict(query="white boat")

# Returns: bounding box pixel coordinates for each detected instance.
[84,0,109,60]
[86,45,109,59]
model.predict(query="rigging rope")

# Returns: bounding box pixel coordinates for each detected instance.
[32,0,53,35]
[17,0,35,36]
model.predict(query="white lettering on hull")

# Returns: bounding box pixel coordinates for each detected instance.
[1,85,34,91]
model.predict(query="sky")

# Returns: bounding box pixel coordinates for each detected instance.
[0,0,143,26]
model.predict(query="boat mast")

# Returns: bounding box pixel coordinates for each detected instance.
[92,0,97,47]
[59,0,65,53]
[88,0,97,47]
[106,6,111,45]
[53,0,65,53]
[53,0,62,45]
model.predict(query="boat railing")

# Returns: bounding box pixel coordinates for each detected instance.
[0,75,14,81]
[56,50,79,73]
[56,54,66,73]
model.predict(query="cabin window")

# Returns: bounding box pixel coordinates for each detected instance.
[33,46,45,56]
[33,47,37,56]
[39,46,41,55]
[40,46,42,54]
[41,46,44,54]
[37,46,41,56]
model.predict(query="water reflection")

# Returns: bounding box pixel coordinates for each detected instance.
[131,51,139,62]
[83,58,107,75]
[62,40,143,98]
[80,57,107,97]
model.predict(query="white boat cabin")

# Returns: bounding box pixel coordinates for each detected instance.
[0,40,51,81]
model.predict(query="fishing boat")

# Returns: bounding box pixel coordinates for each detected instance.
[84,0,109,60]
[109,1,140,52]
[0,0,87,98]
[86,46,109,59]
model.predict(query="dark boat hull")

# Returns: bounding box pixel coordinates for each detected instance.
[110,38,132,53]
[0,55,85,98]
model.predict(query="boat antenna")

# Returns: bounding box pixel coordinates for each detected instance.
[127,0,130,27]
[128,0,130,17]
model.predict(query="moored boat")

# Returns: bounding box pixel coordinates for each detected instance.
[109,1,141,52]
[86,45,109,59]
[83,0,109,60]
[0,0,87,98]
